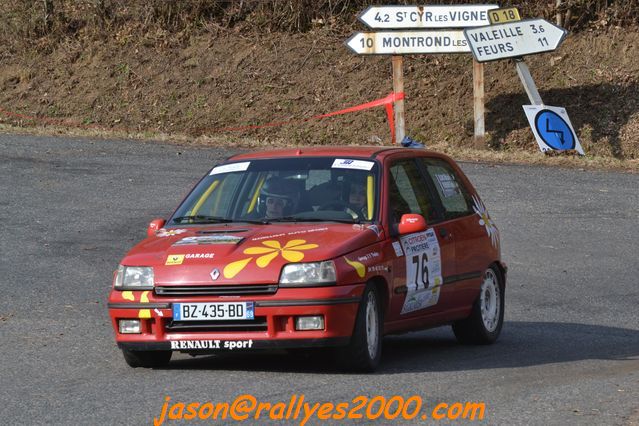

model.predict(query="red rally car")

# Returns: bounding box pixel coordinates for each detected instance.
[108,147,506,372]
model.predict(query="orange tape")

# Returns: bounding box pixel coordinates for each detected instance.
[0,91,405,143]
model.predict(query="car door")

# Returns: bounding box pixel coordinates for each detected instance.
[417,157,490,312]
[384,157,456,324]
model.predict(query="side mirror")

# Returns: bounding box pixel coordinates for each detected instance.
[147,218,166,237]
[398,214,427,235]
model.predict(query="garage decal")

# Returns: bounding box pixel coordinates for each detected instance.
[165,254,185,265]
[399,229,443,314]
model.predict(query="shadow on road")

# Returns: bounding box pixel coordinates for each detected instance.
[163,321,639,374]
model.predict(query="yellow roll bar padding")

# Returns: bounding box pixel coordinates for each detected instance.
[247,176,266,213]
[190,180,219,216]
[366,174,374,220]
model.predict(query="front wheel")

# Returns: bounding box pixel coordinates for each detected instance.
[335,283,382,372]
[452,265,504,345]
[121,349,172,368]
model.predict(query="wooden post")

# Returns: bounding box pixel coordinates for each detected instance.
[515,59,543,105]
[391,55,405,145]
[555,0,563,26]
[472,60,485,148]
[43,0,54,33]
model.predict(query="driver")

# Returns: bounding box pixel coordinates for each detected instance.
[255,177,297,219]
[346,179,368,220]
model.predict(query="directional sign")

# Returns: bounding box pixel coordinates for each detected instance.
[358,5,498,29]
[523,105,585,155]
[464,19,568,62]
[346,30,469,55]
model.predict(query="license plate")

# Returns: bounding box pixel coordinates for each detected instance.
[172,302,254,321]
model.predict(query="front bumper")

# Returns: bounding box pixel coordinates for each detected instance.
[108,285,363,353]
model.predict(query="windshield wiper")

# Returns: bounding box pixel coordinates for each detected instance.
[172,215,268,225]
[268,216,362,224]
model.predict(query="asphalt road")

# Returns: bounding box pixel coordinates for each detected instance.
[1,133,638,425]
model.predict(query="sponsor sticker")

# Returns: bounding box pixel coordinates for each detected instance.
[331,159,375,171]
[399,229,443,314]
[165,254,185,265]
[392,241,404,257]
[156,228,188,238]
[209,162,250,175]
[174,235,243,246]
[170,339,254,350]
[435,173,461,198]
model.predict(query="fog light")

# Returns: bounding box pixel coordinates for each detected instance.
[119,319,141,334]
[295,316,324,331]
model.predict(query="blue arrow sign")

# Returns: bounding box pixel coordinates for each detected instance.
[534,109,575,150]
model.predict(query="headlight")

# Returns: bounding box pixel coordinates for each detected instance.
[279,261,336,286]
[114,265,154,290]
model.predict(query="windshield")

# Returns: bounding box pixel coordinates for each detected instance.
[170,157,379,225]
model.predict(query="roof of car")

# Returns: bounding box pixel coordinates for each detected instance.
[228,146,427,161]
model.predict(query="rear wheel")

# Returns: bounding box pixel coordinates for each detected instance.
[452,265,504,345]
[121,349,172,368]
[335,283,382,372]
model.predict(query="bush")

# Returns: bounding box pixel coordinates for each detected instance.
[1,0,637,48]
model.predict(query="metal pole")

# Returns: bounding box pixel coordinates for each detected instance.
[391,55,405,145]
[472,60,485,148]
[515,59,544,105]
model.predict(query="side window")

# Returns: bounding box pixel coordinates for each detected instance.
[419,158,474,219]
[388,160,438,224]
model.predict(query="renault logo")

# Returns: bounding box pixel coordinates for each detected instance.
[210,268,220,281]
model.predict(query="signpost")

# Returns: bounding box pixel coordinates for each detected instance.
[358,5,498,29]
[347,4,497,146]
[523,106,585,155]
[345,30,470,55]
[464,18,568,62]
[464,11,580,155]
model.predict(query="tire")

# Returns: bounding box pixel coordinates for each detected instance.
[452,265,504,345]
[121,349,172,368]
[335,283,382,372]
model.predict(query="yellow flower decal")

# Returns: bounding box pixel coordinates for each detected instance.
[120,291,151,318]
[138,291,151,319]
[222,239,319,279]
[344,256,366,278]
[223,257,253,279]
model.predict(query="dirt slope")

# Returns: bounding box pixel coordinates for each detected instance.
[1,24,639,160]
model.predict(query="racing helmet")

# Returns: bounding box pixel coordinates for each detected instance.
[257,177,298,216]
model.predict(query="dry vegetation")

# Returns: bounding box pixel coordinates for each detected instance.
[1,1,638,169]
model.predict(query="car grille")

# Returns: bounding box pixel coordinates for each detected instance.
[154,285,277,297]
[166,317,268,332]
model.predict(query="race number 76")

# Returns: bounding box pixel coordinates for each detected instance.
[411,253,429,289]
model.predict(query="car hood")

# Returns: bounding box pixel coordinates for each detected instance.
[122,223,383,285]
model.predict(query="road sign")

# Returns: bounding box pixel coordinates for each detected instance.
[358,5,498,29]
[346,30,469,55]
[464,18,568,62]
[523,105,585,155]
[488,7,521,24]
